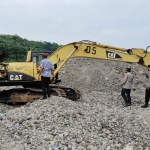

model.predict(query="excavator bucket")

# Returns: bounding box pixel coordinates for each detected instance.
[0,52,8,62]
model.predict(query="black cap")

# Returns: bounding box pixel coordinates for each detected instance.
[126,68,131,72]
[148,65,150,68]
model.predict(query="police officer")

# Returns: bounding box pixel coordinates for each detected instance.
[139,65,150,108]
[121,68,133,107]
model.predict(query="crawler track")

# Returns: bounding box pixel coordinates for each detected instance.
[0,85,81,103]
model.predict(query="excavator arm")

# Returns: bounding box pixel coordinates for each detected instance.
[49,40,150,76]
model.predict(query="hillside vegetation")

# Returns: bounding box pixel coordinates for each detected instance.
[0,34,60,62]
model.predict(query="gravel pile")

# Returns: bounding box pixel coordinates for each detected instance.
[0,58,150,150]
[59,58,146,92]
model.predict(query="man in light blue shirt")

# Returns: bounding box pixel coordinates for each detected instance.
[38,53,54,99]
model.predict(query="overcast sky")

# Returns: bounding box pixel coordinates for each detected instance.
[0,0,150,49]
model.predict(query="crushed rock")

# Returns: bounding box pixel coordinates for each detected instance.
[0,58,150,150]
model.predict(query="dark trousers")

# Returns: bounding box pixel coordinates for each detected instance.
[145,89,150,105]
[121,88,131,104]
[41,76,50,98]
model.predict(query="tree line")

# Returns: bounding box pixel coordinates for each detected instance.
[0,34,60,62]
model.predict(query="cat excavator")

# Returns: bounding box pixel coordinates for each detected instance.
[0,40,150,103]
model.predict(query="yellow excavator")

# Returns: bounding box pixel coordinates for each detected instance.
[0,40,150,103]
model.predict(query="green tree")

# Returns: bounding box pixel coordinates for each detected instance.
[0,34,61,62]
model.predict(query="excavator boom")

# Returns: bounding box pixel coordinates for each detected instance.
[49,40,150,76]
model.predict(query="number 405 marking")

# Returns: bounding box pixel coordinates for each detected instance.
[85,46,96,54]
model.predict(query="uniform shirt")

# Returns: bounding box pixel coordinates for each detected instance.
[142,71,150,88]
[121,72,133,89]
[40,58,53,77]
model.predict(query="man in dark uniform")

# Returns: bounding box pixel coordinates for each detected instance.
[139,65,150,108]
[121,68,133,107]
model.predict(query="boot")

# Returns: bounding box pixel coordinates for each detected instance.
[141,104,149,108]
[123,100,130,107]
[124,103,131,107]
[40,96,47,100]
[47,93,50,98]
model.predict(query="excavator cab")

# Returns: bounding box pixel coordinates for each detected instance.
[26,50,53,65]
[31,51,53,65]
[29,50,60,83]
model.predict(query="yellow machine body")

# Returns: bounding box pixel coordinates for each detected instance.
[7,62,37,81]
[0,40,150,84]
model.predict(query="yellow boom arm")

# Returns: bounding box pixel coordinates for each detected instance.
[48,40,150,76]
